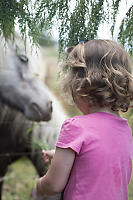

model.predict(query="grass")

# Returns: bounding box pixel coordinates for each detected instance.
[3,158,37,200]
[129,173,133,200]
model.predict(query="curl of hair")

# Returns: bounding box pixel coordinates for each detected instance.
[60,40,133,112]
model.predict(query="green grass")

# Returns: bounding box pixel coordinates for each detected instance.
[129,172,133,200]
[3,158,37,200]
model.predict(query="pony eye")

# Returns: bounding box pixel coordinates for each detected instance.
[18,55,28,63]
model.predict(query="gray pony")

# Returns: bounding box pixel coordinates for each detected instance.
[0,35,67,200]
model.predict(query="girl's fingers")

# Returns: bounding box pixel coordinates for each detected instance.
[42,150,55,158]
[42,150,46,156]
[41,149,55,163]
[42,150,50,157]
[44,158,50,163]
[42,154,50,162]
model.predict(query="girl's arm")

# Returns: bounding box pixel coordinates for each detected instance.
[36,147,75,196]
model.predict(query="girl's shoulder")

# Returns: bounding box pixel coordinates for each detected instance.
[63,115,85,124]
[65,113,96,122]
[62,115,83,129]
[62,115,91,129]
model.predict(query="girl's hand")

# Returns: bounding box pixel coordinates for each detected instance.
[36,177,47,198]
[42,149,55,164]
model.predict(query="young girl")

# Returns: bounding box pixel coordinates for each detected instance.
[36,39,133,200]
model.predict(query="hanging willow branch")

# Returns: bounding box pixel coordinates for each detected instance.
[0,0,132,54]
[111,0,122,35]
[0,0,57,44]
[118,5,133,56]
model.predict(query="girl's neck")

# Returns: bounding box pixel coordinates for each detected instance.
[75,97,120,117]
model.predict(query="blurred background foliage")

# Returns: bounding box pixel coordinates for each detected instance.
[0,0,132,54]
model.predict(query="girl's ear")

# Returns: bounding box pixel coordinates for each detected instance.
[67,46,75,54]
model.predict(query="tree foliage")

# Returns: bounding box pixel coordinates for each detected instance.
[118,5,133,55]
[0,0,132,54]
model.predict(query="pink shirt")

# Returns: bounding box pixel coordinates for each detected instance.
[56,112,133,200]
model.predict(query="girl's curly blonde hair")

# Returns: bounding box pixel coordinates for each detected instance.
[60,39,133,112]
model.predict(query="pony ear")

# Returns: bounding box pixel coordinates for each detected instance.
[67,46,75,54]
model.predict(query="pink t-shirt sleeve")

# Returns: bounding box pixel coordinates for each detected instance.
[56,118,83,154]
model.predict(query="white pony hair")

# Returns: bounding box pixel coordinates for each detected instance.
[33,90,68,149]
[29,42,68,149]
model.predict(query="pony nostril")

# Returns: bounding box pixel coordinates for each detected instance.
[47,101,52,112]
[31,103,41,115]
[30,102,52,121]
[31,102,51,120]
